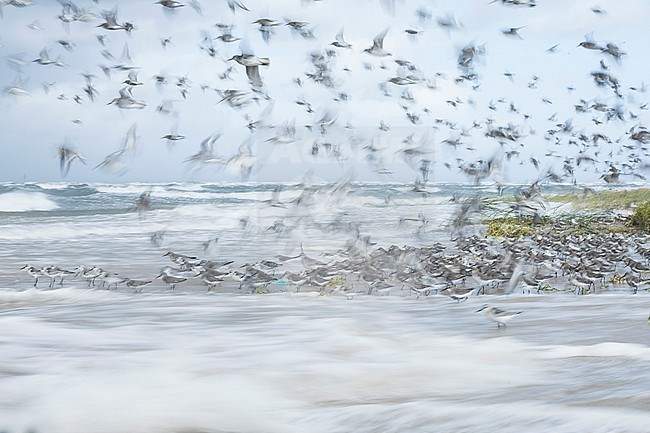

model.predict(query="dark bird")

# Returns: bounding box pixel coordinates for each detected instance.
[502,26,525,39]
[57,143,86,177]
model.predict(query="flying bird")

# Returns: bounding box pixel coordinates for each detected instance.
[107,87,146,109]
[330,27,351,48]
[364,28,391,57]
[502,26,525,39]
[57,143,87,177]
[229,54,270,88]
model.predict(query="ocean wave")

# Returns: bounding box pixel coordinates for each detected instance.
[0,191,59,212]
[94,184,163,195]
[94,184,245,201]
[38,183,99,197]
[160,203,256,223]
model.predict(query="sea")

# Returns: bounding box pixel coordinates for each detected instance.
[0,181,649,433]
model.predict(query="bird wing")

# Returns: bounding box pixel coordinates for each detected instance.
[118,86,133,98]
[199,134,214,154]
[58,146,68,175]
[335,27,347,44]
[103,7,119,26]
[246,65,263,87]
[227,0,249,12]
[373,28,389,49]
[121,123,138,154]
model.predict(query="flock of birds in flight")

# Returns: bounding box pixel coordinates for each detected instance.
[0,0,648,186]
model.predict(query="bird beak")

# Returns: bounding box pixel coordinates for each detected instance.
[476,306,487,312]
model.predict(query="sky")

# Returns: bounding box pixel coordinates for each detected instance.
[0,0,649,184]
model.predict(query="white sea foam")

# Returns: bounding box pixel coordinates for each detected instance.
[32,182,74,190]
[0,287,116,307]
[0,297,541,433]
[94,184,159,195]
[540,342,650,361]
[0,191,59,212]
[0,292,649,433]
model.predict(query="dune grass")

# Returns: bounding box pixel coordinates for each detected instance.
[551,188,650,210]
[629,201,650,231]
[485,213,632,237]
[484,188,650,237]
[473,187,650,237]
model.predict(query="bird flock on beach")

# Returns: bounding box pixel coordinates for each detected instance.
[20,196,650,327]
[0,0,649,185]
[4,0,650,327]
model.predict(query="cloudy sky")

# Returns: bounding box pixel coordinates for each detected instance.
[0,0,648,184]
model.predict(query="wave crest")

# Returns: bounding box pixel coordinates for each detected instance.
[0,191,59,212]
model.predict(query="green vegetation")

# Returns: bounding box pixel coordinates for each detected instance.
[629,201,650,232]
[551,188,650,210]
[485,212,632,237]
[485,216,538,237]
[484,188,650,238]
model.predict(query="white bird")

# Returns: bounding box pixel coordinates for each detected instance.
[364,28,391,57]
[32,47,64,67]
[112,43,137,71]
[229,54,270,88]
[21,265,43,287]
[477,304,522,328]
[97,6,134,33]
[227,0,249,13]
[94,149,129,174]
[331,27,351,48]
[185,133,223,163]
[123,69,142,86]
[225,136,256,180]
[120,123,139,156]
[162,126,186,148]
[107,87,146,109]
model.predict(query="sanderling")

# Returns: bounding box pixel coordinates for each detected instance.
[330,27,352,49]
[477,304,522,328]
[96,272,124,290]
[123,278,152,293]
[164,251,201,269]
[41,266,75,287]
[442,286,478,302]
[156,272,187,290]
[74,265,104,286]
[364,28,391,57]
[21,265,43,287]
